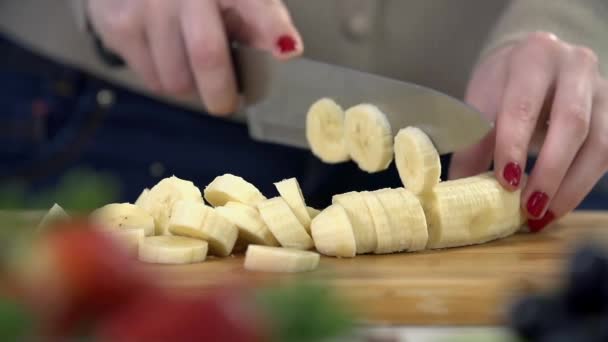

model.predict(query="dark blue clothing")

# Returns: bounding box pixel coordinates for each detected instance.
[1,34,606,210]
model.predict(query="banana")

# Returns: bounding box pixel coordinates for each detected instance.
[168,200,238,257]
[134,188,149,207]
[332,191,376,254]
[373,189,412,253]
[101,228,145,257]
[394,127,441,195]
[90,203,155,237]
[244,245,320,273]
[137,176,203,235]
[305,98,350,163]
[204,174,266,207]
[307,206,321,219]
[344,104,393,173]
[422,173,525,250]
[394,188,429,251]
[37,203,70,231]
[361,191,396,254]
[256,197,314,250]
[274,178,311,231]
[138,235,208,264]
[215,201,279,247]
[310,204,356,258]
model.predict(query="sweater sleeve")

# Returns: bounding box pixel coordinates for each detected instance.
[479,0,608,75]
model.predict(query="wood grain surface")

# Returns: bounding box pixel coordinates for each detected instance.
[138,211,608,326]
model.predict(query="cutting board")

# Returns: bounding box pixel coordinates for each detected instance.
[140,211,608,326]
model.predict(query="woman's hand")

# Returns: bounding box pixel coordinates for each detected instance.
[449,32,607,232]
[87,0,302,115]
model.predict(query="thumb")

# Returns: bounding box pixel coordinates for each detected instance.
[222,0,303,59]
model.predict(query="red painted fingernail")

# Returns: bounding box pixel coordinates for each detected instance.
[276,35,296,54]
[528,210,556,233]
[503,162,522,187]
[526,191,549,218]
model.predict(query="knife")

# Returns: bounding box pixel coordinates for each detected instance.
[234,45,493,155]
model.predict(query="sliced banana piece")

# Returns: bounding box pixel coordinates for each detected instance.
[307,206,321,219]
[257,197,314,250]
[310,204,356,258]
[204,174,266,207]
[373,189,411,253]
[332,191,376,254]
[274,178,311,231]
[361,191,395,254]
[137,176,203,235]
[422,173,525,250]
[215,201,279,247]
[37,203,70,231]
[244,245,320,273]
[169,200,238,257]
[394,127,441,195]
[90,203,155,237]
[305,98,350,163]
[394,188,429,252]
[134,188,150,207]
[102,228,145,257]
[344,104,393,173]
[138,235,208,264]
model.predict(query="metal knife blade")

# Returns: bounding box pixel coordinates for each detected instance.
[235,46,493,155]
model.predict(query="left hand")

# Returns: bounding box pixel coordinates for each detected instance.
[449,32,608,232]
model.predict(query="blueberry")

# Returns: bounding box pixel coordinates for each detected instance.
[563,243,608,316]
[508,294,567,340]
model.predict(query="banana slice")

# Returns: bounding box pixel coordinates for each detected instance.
[361,191,396,254]
[305,98,350,163]
[274,178,311,231]
[422,173,525,250]
[138,235,208,264]
[169,200,238,257]
[332,191,376,254]
[37,203,70,231]
[90,203,155,237]
[344,104,393,173]
[244,245,320,273]
[257,197,314,250]
[102,228,145,257]
[394,188,429,252]
[307,206,321,219]
[215,201,279,247]
[310,204,356,258]
[394,127,441,195]
[204,174,266,207]
[373,189,412,253]
[134,188,150,207]
[138,176,203,235]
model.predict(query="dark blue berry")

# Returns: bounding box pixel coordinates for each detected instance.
[563,243,608,316]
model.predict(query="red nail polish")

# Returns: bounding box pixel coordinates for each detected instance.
[503,162,522,187]
[528,211,556,233]
[527,191,549,218]
[276,35,296,53]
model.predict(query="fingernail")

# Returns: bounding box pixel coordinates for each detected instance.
[502,162,522,187]
[276,35,296,54]
[528,210,556,233]
[526,191,549,218]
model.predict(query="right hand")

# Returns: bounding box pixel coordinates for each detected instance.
[87,0,303,115]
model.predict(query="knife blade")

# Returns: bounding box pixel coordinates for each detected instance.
[234,46,493,155]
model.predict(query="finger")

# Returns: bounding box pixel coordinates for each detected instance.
[527,77,606,232]
[523,46,596,219]
[448,45,512,179]
[222,0,303,59]
[494,33,560,192]
[146,0,194,95]
[181,0,238,115]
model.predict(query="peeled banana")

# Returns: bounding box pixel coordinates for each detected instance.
[305,98,350,163]
[138,235,208,264]
[244,245,320,273]
[257,197,314,250]
[307,206,321,219]
[90,203,155,237]
[168,200,238,257]
[215,201,279,247]
[332,191,376,254]
[394,126,441,195]
[204,174,266,207]
[134,188,150,207]
[274,178,311,231]
[373,189,412,253]
[310,204,356,258]
[344,104,393,173]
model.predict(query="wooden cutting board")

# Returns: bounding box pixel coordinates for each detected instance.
[140,211,608,326]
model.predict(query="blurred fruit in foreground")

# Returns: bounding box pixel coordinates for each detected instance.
[562,243,608,315]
